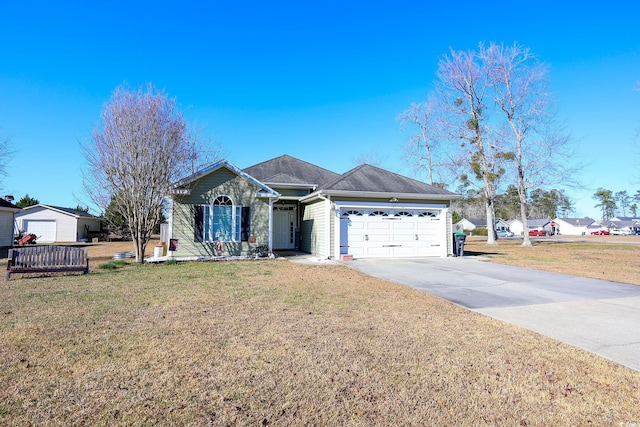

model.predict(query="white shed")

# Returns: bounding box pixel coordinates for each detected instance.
[0,197,21,247]
[15,204,101,243]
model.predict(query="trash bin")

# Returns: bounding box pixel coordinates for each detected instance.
[453,232,466,257]
[154,245,164,258]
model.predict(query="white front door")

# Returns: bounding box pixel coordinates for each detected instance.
[273,207,297,249]
[343,209,445,258]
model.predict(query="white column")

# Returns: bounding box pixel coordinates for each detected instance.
[325,196,331,258]
[268,198,274,254]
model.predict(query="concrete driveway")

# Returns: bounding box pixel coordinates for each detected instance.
[345,256,640,371]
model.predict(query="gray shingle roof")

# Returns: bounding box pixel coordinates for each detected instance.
[244,155,340,187]
[320,164,457,196]
[46,205,100,218]
[606,219,637,227]
[612,216,640,222]
[557,217,595,226]
[465,218,487,227]
[527,218,552,227]
[0,198,19,209]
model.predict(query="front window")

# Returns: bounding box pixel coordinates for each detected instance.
[204,196,241,242]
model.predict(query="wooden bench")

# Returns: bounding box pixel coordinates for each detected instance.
[5,245,89,281]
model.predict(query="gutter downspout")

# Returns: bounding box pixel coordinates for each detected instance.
[166,196,173,244]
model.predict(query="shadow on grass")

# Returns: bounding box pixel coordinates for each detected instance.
[459,249,492,257]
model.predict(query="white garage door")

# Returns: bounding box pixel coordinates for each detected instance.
[341,209,446,258]
[23,220,57,242]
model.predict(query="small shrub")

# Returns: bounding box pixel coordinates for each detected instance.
[98,260,129,270]
[164,259,178,265]
[471,228,488,236]
[99,262,118,270]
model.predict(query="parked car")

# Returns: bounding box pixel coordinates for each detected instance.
[590,230,610,235]
[610,228,634,235]
[528,229,545,236]
[497,230,514,238]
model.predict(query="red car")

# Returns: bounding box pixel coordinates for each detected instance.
[528,230,545,236]
[590,230,610,235]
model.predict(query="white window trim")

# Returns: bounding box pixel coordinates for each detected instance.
[203,195,242,243]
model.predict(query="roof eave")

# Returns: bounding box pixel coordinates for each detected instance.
[255,191,280,199]
[18,203,98,219]
[263,182,317,190]
[0,207,21,213]
[300,189,462,203]
[171,160,278,198]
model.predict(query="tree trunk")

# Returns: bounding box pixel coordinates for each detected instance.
[518,161,532,247]
[519,198,532,247]
[133,235,147,263]
[485,198,498,246]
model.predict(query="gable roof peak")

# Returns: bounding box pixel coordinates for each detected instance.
[171,159,278,197]
[243,155,340,187]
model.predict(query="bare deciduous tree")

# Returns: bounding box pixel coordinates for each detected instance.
[84,83,203,262]
[352,147,388,168]
[0,131,13,186]
[435,47,503,245]
[401,42,578,246]
[397,99,441,185]
[483,42,575,246]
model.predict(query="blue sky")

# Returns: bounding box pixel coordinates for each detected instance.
[1,1,639,219]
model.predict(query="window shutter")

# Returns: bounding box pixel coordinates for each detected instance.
[241,206,250,241]
[194,205,204,242]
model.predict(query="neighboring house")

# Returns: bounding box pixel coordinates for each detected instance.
[553,217,598,236]
[607,217,640,233]
[495,218,510,232]
[509,218,551,236]
[455,218,510,233]
[455,218,487,233]
[167,155,461,259]
[15,204,102,243]
[0,196,21,247]
[610,216,640,222]
[589,220,608,233]
[604,219,639,233]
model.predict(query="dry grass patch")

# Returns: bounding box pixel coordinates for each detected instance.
[464,236,640,285]
[2,260,640,425]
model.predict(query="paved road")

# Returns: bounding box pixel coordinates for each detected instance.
[344,256,640,371]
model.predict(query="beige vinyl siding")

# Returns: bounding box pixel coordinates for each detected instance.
[300,199,327,257]
[171,168,270,257]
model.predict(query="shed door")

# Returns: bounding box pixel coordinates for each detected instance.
[343,209,445,258]
[24,220,57,242]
